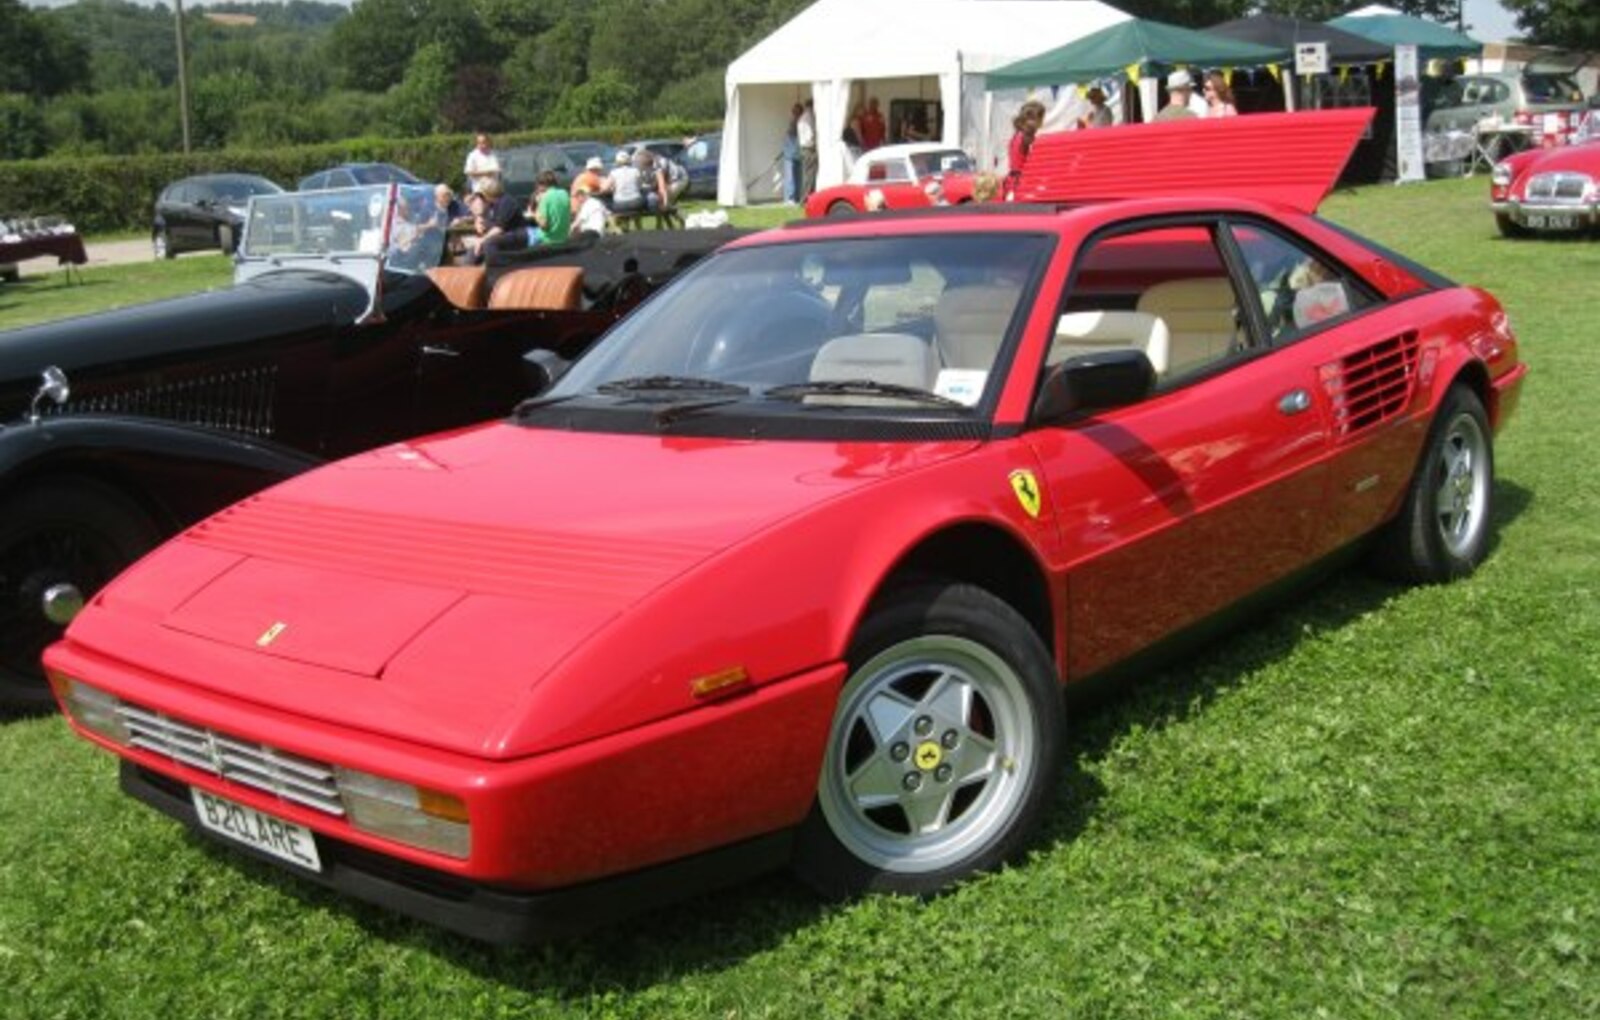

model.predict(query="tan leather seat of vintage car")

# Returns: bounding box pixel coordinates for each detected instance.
[1135,277,1238,377]
[426,266,488,310]
[1050,310,1170,377]
[808,332,937,403]
[486,266,584,311]
[934,284,1018,370]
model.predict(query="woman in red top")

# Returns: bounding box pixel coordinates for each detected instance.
[1005,101,1045,200]
[858,97,886,151]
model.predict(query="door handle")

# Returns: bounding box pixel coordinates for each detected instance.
[420,345,460,358]
[1278,388,1312,415]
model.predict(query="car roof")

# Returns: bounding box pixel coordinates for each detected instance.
[859,143,966,162]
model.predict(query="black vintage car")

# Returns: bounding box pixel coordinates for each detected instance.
[0,183,742,707]
[153,173,283,258]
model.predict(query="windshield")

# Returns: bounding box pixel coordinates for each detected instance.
[1523,74,1582,104]
[547,232,1050,424]
[352,164,419,185]
[910,150,974,177]
[239,183,445,274]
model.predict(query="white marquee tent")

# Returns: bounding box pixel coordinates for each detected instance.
[717,0,1129,205]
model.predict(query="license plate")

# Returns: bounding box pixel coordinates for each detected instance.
[1527,213,1579,230]
[190,788,323,872]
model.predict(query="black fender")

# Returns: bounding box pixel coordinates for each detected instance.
[0,415,324,535]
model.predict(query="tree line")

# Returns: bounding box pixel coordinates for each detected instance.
[2,0,1594,164]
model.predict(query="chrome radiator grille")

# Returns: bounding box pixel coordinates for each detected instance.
[48,366,278,437]
[1526,172,1592,204]
[117,702,344,816]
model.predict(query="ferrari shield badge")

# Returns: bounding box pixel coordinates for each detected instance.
[1008,469,1042,519]
[256,621,288,648]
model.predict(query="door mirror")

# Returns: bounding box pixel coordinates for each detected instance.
[521,349,569,396]
[1031,349,1154,425]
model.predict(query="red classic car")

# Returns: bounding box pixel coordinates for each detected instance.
[805,143,980,216]
[46,112,1525,943]
[1490,117,1600,236]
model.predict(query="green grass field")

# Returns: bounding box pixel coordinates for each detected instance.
[1,178,1596,1019]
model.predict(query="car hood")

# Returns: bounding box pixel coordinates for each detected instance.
[80,422,979,756]
[1515,142,1600,179]
[0,270,367,411]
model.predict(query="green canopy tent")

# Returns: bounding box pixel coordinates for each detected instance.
[1326,10,1481,62]
[984,17,1290,91]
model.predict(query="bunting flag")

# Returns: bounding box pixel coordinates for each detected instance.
[1266,63,1281,83]
[1338,65,1351,85]
[1427,58,1443,77]
[1374,61,1388,80]
[1223,67,1235,86]
[1125,62,1141,85]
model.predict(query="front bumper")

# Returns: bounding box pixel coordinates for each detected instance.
[1490,199,1599,230]
[123,761,794,943]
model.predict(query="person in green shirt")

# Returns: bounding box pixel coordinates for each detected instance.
[532,170,571,245]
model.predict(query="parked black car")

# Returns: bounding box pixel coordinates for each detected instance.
[0,182,743,708]
[500,143,583,204]
[297,163,421,191]
[683,132,721,199]
[153,174,283,259]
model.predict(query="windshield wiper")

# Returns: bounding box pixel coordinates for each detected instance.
[651,397,745,427]
[511,393,578,417]
[764,379,968,408]
[596,375,749,398]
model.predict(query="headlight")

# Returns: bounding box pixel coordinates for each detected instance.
[1491,163,1512,188]
[334,766,471,859]
[48,671,131,746]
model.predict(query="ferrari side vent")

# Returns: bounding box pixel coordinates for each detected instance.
[1321,331,1420,439]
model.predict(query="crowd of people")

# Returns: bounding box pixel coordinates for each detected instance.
[413,132,697,263]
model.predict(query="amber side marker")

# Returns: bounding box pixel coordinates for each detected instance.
[690,666,751,700]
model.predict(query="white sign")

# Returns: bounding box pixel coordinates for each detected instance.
[1295,42,1329,76]
[1394,45,1425,183]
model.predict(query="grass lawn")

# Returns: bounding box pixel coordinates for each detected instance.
[0,254,233,332]
[1,178,1596,1019]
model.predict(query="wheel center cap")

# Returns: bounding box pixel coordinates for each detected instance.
[914,741,943,771]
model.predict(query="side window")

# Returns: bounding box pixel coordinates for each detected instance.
[1228,223,1372,343]
[302,173,325,191]
[1056,224,1245,386]
[1489,81,1511,104]
[863,260,945,333]
[868,160,908,183]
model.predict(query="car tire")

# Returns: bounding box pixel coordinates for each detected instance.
[218,223,235,254]
[827,200,856,217]
[153,228,174,260]
[1495,214,1528,239]
[1370,385,1494,585]
[793,581,1063,899]
[0,479,162,710]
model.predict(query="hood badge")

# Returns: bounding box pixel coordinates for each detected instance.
[256,621,288,648]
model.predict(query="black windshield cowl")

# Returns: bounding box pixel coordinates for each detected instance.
[764,380,968,409]
[596,376,751,399]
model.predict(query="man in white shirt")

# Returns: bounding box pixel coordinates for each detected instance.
[797,100,818,199]
[463,134,501,195]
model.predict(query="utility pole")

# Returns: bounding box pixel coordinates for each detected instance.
[174,0,192,153]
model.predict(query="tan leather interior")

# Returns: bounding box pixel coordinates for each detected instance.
[1134,277,1239,377]
[487,266,585,311]
[934,284,1020,370]
[426,266,488,310]
[808,332,937,403]
[1051,310,1171,377]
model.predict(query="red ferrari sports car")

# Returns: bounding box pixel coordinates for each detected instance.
[46,112,1525,943]
[1490,117,1600,237]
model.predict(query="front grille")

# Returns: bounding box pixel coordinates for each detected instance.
[1526,172,1592,204]
[47,366,278,437]
[117,701,344,816]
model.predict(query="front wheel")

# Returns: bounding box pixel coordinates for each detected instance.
[794,582,1063,899]
[1495,213,1528,239]
[1371,385,1494,584]
[827,200,856,217]
[0,479,162,709]
[153,228,173,260]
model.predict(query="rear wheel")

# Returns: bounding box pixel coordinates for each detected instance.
[0,480,162,709]
[794,582,1063,898]
[827,200,856,217]
[1371,385,1494,584]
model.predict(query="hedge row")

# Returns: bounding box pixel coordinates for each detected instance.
[0,120,719,234]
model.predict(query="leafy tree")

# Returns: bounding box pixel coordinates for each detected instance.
[440,64,509,132]
[0,94,49,160]
[501,15,589,127]
[384,40,454,136]
[1113,0,1251,28]
[0,0,91,97]
[328,0,491,92]
[1499,0,1599,49]
[545,70,640,129]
